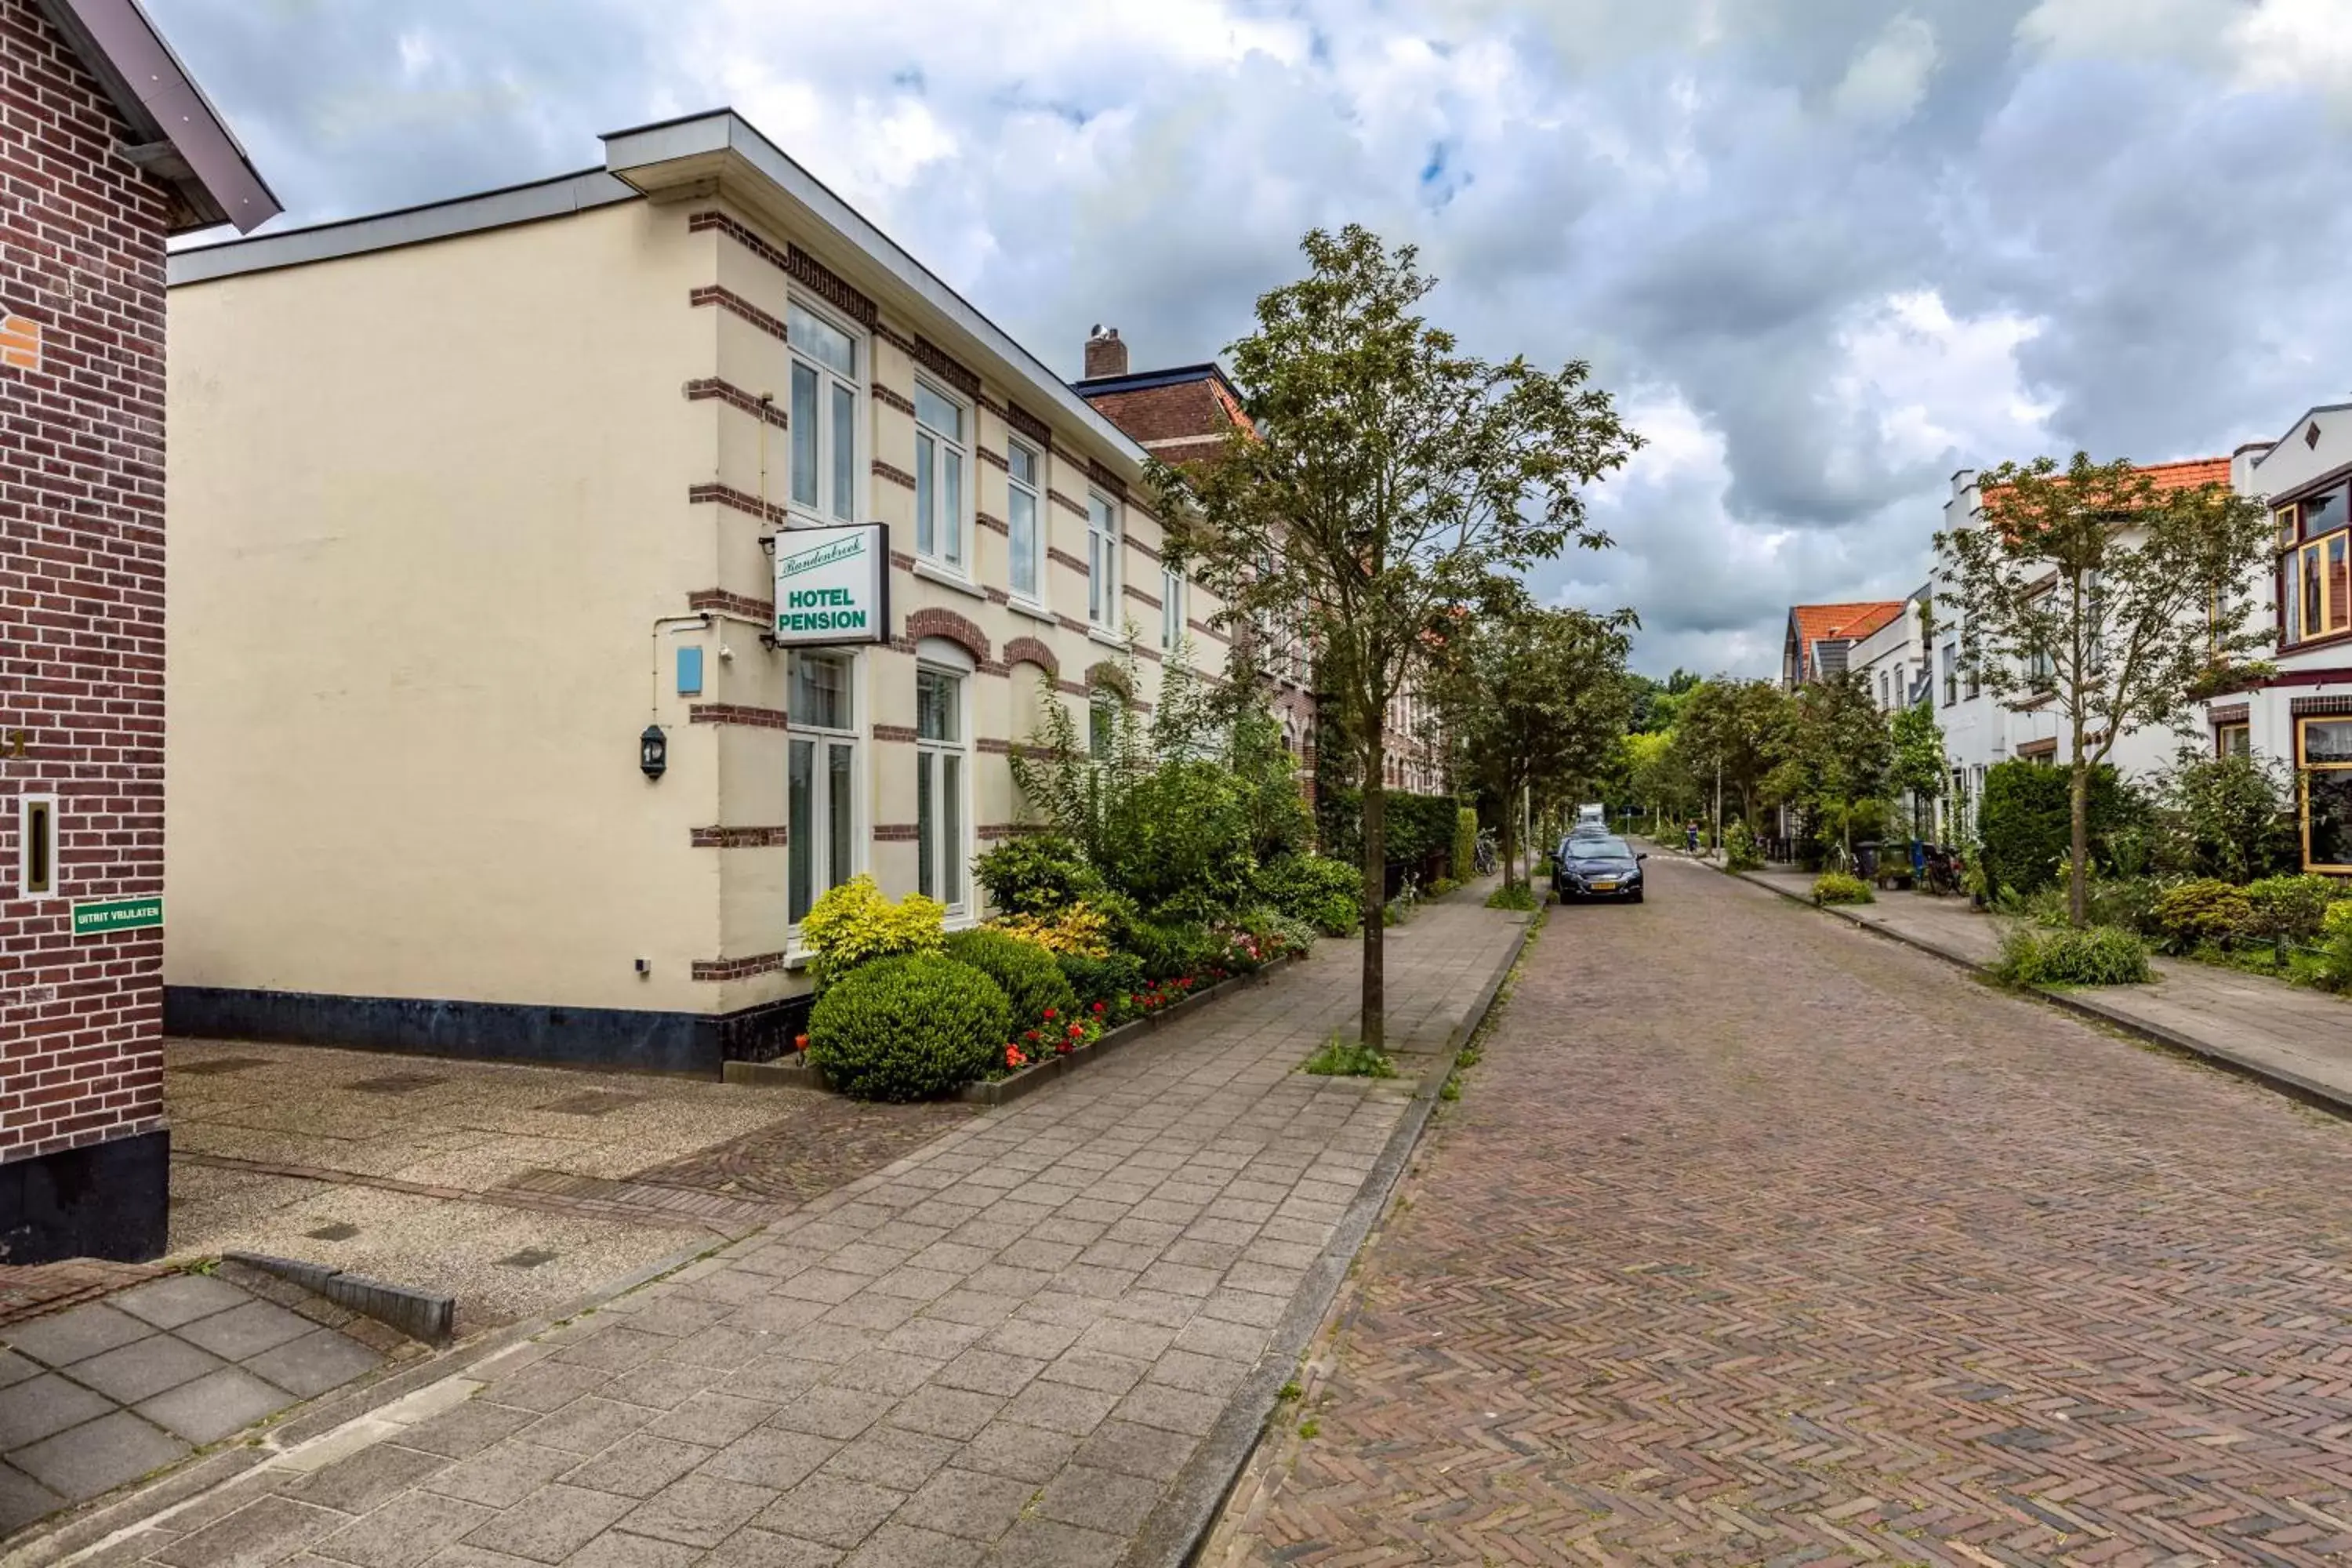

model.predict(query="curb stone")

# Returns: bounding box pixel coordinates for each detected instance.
[1122,907,1539,1568]
[1726,866,2352,1120]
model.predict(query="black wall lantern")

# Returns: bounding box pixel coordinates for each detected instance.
[639,724,667,780]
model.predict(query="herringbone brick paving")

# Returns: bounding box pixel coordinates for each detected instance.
[1219,856,2352,1566]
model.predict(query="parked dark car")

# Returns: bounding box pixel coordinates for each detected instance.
[1553,835,1646,902]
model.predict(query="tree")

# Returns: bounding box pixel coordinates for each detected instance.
[1623,729,1699,831]
[1936,455,2274,924]
[1152,225,1639,1051]
[1888,703,1947,840]
[1432,585,1635,887]
[1765,672,1893,863]
[1669,678,1794,833]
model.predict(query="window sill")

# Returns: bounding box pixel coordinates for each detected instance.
[1008,598,1056,626]
[1086,626,1130,650]
[913,561,988,601]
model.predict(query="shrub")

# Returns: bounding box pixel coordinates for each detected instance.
[1991,924,2153,986]
[1485,881,1539,911]
[944,928,1079,1032]
[2149,878,2252,950]
[2244,874,2350,943]
[992,902,1113,958]
[1058,949,1145,1016]
[1302,1035,1397,1078]
[2083,875,2165,938]
[2151,750,2301,884]
[1813,872,1873,906]
[1316,789,1461,876]
[806,955,1010,1101]
[1254,854,1361,935]
[1976,760,2140,899]
[2325,901,2352,992]
[1127,918,1219,982]
[1723,819,1763,873]
[972,834,1105,916]
[799,876,944,989]
[1451,808,1478,884]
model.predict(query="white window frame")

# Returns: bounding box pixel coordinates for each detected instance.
[786,651,864,934]
[17,793,59,898]
[913,379,970,574]
[914,644,973,915]
[786,296,866,528]
[1087,490,1122,633]
[1007,437,1045,607]
[1160,563,1185,652]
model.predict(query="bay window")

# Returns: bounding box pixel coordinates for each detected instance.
[916,665,969,910]
[2281,488,2351,648]
[2301,717,2352,874]
[914,383,967,571]
[787,301,860,524]
[1007,439,1043,603]
[788,652,858,926]
[1087,491,1120,631]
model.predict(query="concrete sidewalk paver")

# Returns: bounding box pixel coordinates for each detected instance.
[74,905,1523,1568]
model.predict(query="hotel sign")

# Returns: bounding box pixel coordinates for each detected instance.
[771,523,889,646]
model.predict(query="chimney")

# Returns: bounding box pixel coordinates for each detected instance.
[1084,325,1127,379]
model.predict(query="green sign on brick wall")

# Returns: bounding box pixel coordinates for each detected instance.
[72,896,163,938]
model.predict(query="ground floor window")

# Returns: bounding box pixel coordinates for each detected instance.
[916,665,968,910]
[789,652,858,925]
[2217,721,2250,758]
[2301,717,2352,873]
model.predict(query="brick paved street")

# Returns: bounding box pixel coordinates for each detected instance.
[1213,855,2352,1567]
[54,902,1523,1568]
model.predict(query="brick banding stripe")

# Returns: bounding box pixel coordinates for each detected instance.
[689,703,789,728]
[981,661,1010,676]
[977,447,1009,473]
[904,608,990,663]
[891,551,917,570]
[873,459,918,491]
[688,285,788,342]
[690,826,789,848]
[976,739,1013,755]
[912,335,981,399]
[689,211,877,326]
[1055,679,1089,696]
[1047,546,1088,575]
[978,823,1022,840]
[872,383,916,416]
[1087,457,1127,498]
[1003,637,1059,677]
[1056,613,1092,635]
[975,510,1009,536]
[985,587,1010,606]
[1126,535,1163,563]
[1085,661,1134,699]
[2292,695,2352,716]
[1123,585,1163,610]
[689,482,790,526]
[1189,618,1229,644]
[873,823,919,842]
[685,379,789,428]
[1006,401,1052,447]
[690,951,789,982]
[872,724,918,742]
[688,589,772,620]
[1048,490,1090,519]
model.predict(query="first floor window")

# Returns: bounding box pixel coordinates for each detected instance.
[2218,722,2251,758]
[1088,491,1120,629]
[916,667,967,908]
[2302,717,2352,873]
[914,383,967,569]
[1161,565,1185,651]
[788,653,858,925]
[1088,693,1117,760]
[1008,440,1042,601]
[1941,643,1958,706]
[787,300,862,524]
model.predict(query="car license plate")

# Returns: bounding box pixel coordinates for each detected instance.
[1590,879,1617,891]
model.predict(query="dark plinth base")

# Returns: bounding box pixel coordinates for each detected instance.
[0,1127,169,1265]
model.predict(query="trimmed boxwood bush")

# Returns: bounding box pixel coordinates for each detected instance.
[971,833,1105,916]
[806,955,1011,1102]
[1977,760,2139,898]
[1813,871,1873,906]
[944,927,1079,1031]
[1254,854,1361,935]
[1992,924,2152,986]
[1058,949,1145,1014]
[2150,878,2252,950]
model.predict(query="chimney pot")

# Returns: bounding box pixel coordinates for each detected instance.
[1084,325,1129,380]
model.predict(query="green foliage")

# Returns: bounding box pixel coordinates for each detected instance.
[1991,924,2153,986]
[2150,878,2252,950]
[2325,902,2352,991]
[808,955,1011,1101]
[1766,672,1894,861]
[1057,949,1145,1018]
[1452,808,1478,884]
[972,834,1106,916]
[2243,875,2349,943]
[1484,881,1539,911]
[942,928,1080,1030]
[1254,854,1362,935]
[1669,679,1795,830]
[798,875,946,990]
[2150,749,2302,884]
[1722,818,1763,873]
[1126,918,1221,982]
[1812,872,1873,906]
[1316,789,1460,875]
[1303,1035,1398,1078]
[1976,760,2137,898]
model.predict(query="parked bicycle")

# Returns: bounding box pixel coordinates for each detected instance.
[1919,843,1966,897]
[1472,830,1500,877]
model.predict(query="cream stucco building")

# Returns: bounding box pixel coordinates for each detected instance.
[165,111,1222,1072]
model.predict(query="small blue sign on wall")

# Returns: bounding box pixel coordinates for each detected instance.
[676,645,704,696]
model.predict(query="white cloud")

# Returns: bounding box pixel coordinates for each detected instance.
[1831,14,1940,123]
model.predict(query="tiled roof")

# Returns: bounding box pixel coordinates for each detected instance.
[1790,601,1904,651]
[1980,456,2233,515]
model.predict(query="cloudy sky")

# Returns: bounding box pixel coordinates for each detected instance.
[153,0,2352,677]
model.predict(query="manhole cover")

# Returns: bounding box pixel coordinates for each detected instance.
[304,1222,360,1240]
[178,1057,271,1076]
[495,1248,557,1269]
[540,1091,644,1117]
[347,1073,447,1094]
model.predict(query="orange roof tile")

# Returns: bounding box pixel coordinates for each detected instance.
[1790,601,1904,650]
[1980,456,2233,514]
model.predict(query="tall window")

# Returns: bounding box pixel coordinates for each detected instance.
[2217,722,2251,758]
[788,653,858,926]
[1087,491,1120,630]
[1007,440,1042,603]
[915,666,967,909]
[1088,693,1117,760]
[1941,643,1958,706]
[1161,564,1185,652]
[788,301,860,524]
[1878,670,1889,710]
[2303,718,2352,873]
[914,383,967,570]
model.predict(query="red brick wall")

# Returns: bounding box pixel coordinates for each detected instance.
[0,0,172,1166]
[1082,381,1229,447]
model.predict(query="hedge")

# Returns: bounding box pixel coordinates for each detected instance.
[1315,788,1462,876]
[1977,760,2137,899]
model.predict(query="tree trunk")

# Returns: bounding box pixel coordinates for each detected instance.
[1359,735,1387,1054]
[1501,804,1518,893]
[2068,754,2091,929]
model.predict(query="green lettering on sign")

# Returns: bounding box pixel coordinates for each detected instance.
[72,896,163,938]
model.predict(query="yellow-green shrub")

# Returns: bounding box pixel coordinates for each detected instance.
[991,902,1112,958]
[1813,872,1872,906]
[799,875,945,989]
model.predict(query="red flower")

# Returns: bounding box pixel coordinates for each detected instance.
[1024,1029,1040,1043]
[793,1033,809,1052]
[1066,1023,1083,1039]
[1042,1007,1058,1022]
[1091,1000,1105,1013]
[1006,1045,1026,1069]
